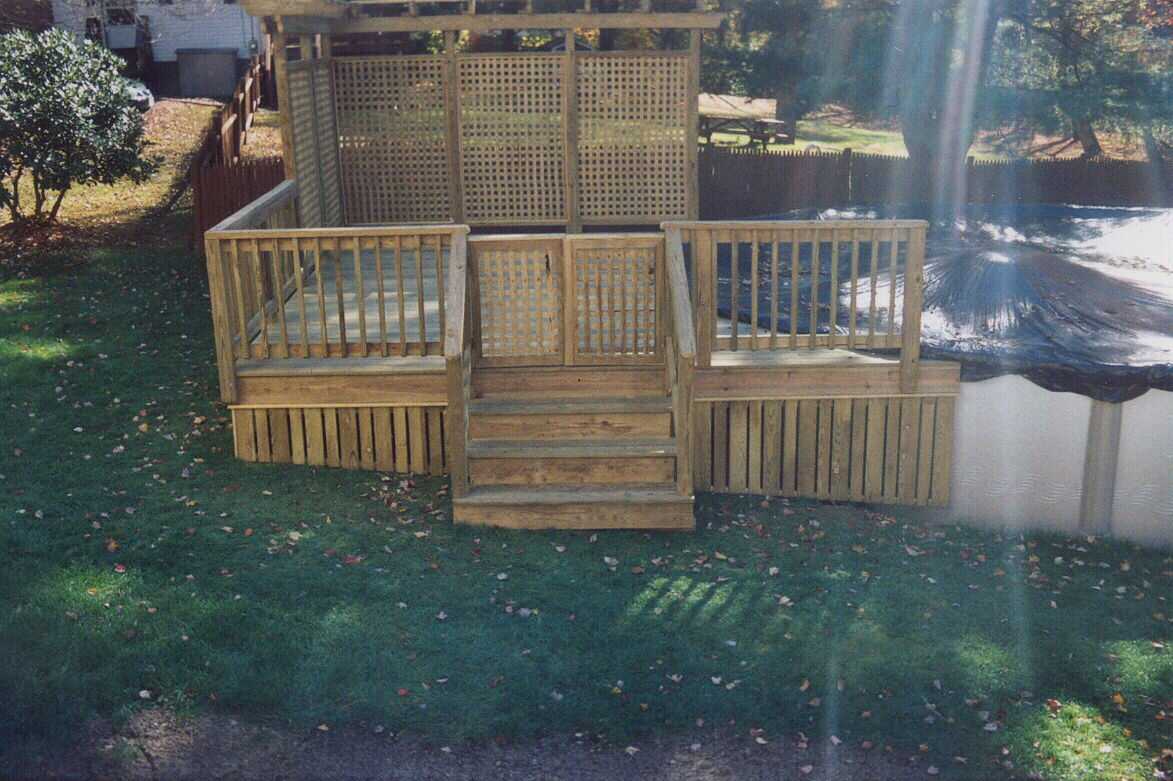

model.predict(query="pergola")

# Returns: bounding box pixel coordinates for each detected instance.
[243,0,724,230]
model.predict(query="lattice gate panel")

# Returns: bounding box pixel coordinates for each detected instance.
[333,57,452,224]
[576,54,689,223]
[458,55,567,224]
[472,240,564,364]
[288,65,323,227]
[572,240,662,363]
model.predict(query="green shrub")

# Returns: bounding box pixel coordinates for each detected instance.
[0,28,156,226]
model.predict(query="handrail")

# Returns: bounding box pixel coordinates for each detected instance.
[209,179,298,232]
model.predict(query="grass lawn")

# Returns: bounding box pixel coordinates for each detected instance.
[1,103,1170,781]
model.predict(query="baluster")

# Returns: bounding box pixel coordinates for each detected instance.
[395,235,407,356]
[749,230,759,351]
[313,238,328,354]
[828,230,839,349]
[809,231,820,350]
[619,251,629,355]
[769,234,779,350]
[354,237,368,357]
[332,239,348,355]
[868,231,879,347]
[249,238,269,359]
[887,227,899,343]
[292,237,309,356]
[230,240,249,358]
[789,233,800,349]
[268,241,289,358]
[728,231,739,350]
[848,230,859,350]
[435,235,446,357]
[375,237,388,357]
[416,234,427,352]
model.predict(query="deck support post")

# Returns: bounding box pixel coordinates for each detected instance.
[563,29,581,233]
[899,224,925,392]
[444,30,464,224]
[686,30,700,220]
[272,22,296,180]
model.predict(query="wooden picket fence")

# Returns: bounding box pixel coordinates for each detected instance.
[189,46,281,248]
[699,145,1173,218]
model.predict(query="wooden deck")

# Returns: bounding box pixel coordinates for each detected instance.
[205,184,959,529]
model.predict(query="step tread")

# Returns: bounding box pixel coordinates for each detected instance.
[468,397,671,415]
[455,484,692,506]
[467,439,677,458]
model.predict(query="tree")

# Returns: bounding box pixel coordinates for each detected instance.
[990,0,1173,159]
[0,28,155,227]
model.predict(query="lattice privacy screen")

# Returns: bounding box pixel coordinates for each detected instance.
[458,55,567,224]
[576,54,690,223]
[318,52,692,226]
[333,57,452,224]
[288,60,343,227]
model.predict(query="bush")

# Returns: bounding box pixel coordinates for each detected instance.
[0,28,156,226]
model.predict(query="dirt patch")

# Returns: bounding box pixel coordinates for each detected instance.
[3,709,956,781]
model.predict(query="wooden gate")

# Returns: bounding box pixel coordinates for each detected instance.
[469,234,664,367]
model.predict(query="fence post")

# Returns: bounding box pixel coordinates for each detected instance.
[839,148,853,205]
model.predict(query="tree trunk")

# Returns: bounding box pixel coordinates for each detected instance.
[1073,118,1103,159]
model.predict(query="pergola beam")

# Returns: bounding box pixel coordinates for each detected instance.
[278,11,724,34]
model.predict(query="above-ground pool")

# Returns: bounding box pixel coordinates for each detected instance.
[739,204,1173,545]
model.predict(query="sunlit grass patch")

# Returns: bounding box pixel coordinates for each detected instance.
[1008,701,1154,781]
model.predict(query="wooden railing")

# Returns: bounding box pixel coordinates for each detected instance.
[204,178,470,402]
[662,220,927,389]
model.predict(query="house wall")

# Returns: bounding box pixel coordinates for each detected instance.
[50,0,265,62]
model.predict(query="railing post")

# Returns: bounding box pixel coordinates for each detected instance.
[691,227,713,368]
[665,227,697,497]
[899,223,926,393]
[444,231,470,498]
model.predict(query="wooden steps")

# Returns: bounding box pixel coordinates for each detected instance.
[453,485,694,530]
[453,374,693,530]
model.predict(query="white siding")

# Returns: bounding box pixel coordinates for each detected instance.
[51,0,266,62]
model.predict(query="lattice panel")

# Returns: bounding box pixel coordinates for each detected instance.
[333,57,452,224]
[312,62,343,227]
[458,55,566,224]
[577,54,689,222]
[474,243,563,360]
[288,66,323,227]
[574,244,660,361]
